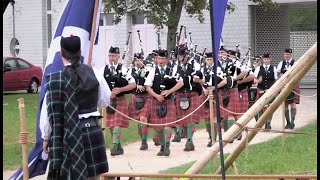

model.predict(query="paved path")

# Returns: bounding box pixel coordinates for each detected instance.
[3,89,317,179]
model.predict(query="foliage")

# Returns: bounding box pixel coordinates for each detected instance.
[289,8,317,31]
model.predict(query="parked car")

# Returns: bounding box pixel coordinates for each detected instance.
[3,57,43,93]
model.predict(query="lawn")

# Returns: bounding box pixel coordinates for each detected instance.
[3,92,206,170]
[147,121,317,180]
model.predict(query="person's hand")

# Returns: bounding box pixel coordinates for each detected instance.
[207,86,215,91]
[193,76,200,83]
[203,89,209,96]
[43,139,49,154]
[137,85,145,92]
[156,94,165,102]
[161,90,172,97]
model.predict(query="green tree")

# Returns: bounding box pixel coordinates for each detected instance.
[103,0,278,51]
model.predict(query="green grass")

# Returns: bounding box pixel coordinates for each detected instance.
[146,121,317,180]
[3,93,206,170]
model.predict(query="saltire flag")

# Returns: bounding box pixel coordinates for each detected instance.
[10,0,102,179]
[210,0,228,65]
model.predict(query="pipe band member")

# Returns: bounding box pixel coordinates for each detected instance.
[41,35,111,179]
[276,48,300,129]
[103,46,136,156]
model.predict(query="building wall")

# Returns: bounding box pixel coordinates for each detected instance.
[3,0,47,68]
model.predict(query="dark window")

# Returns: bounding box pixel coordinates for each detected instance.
[47,14,52,47]
[4,59,19,71]
[17,60,31,69]
[47,0,51,11]
[99,18,104,26]
[132,14,144,25]
[106,13,114,26]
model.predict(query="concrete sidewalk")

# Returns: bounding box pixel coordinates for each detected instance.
[3,89,317,179]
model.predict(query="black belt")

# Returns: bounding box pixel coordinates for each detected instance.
[79,116,100,129]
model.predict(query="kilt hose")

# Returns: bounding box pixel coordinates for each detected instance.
[128,93,152,121]
[175,91,201,126]
[237,88,249,114]
[80,117,109,177]
[220,88,242,119]
[149,97,177,129]
[256,88,274,119]
[106,95,129,128]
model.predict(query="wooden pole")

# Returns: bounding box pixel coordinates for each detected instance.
[87,0,100,66]
[208,90,218,170]
[17,98,29,180]
[214,43,317,174]
[281,101,286,150]
[185,42,317,175]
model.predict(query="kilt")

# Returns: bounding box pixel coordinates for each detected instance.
[149,97,177,129]
[128,93,152,120]
[248,87,258,108]
[81,117,109,177]
[293,84,300,104]
[106,96,129,128]
[220,88,241,119]
[237,88,249,114]
[199,92,224,120]
[175,91,201,126]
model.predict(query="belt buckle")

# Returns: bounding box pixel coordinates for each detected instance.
[84,123,91,128]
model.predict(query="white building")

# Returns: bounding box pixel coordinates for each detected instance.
[3,0,317,88]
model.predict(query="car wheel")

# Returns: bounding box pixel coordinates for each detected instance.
[28,79,39,93]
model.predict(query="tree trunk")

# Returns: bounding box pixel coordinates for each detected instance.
[166,0,184,52]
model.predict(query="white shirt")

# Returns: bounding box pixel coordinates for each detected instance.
[40,66,111,140]
[254,65,278,79]
[276,58,293,74]
[144,64,182,87]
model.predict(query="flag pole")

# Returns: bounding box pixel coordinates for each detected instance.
[209,0,226,179]
[17,98,29,180]
[87,0,99,66]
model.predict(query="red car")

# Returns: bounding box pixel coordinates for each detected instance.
[3,57,43,93]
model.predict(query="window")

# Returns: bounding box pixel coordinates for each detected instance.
[4,59,19,71]
[106,13,114,26]
[47,14,52,47]
[17,60,31,69]
[99,17,104,26]
[132,14,144,25]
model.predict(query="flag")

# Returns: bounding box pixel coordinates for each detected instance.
[10,0,102,179]
[210,0,228,65]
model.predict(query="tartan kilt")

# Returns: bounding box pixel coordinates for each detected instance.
[220,88,242,119]
[81,118,109,177]
[128,93,151,120]
[199,92,223,120]
[175,91,201,126]
[106,96,129,128]
[149,97,177,129]
[237,89,249,113]
[294,84,300,104]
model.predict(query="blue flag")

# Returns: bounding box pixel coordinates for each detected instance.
[210,0,228,65]
[10,0,102,179]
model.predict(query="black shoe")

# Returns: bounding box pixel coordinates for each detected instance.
[153,137,160,146]
[184,141,195,151]
[290,122,295,129]
[265,123,271,130]
[140,140,148,150]
[163,147,170,156]
[110,146,120,156]
[285,124,291,129]
[237,133,242,140]
[157,146,165,156]
[207,140,212,147]
[118,146,124,155]
[172,134,181,142]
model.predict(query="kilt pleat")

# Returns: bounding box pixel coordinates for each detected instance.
[81,124,109,177]
[106,96,129,128]
[149,97,177,128]
[199,92,224,120]
[237,89,249,113]
[128,93,151,120]
[220,88,241,118]
[175,91,201,126]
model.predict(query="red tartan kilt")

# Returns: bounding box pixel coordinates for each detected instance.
[128,93,151,120]
[175,91,201,126]
[199,92,223,120]
[237,89,249,113]
[106,96,129,128]
[294,84,300,104]
[220,88,242,118]
[149,97,177,129]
